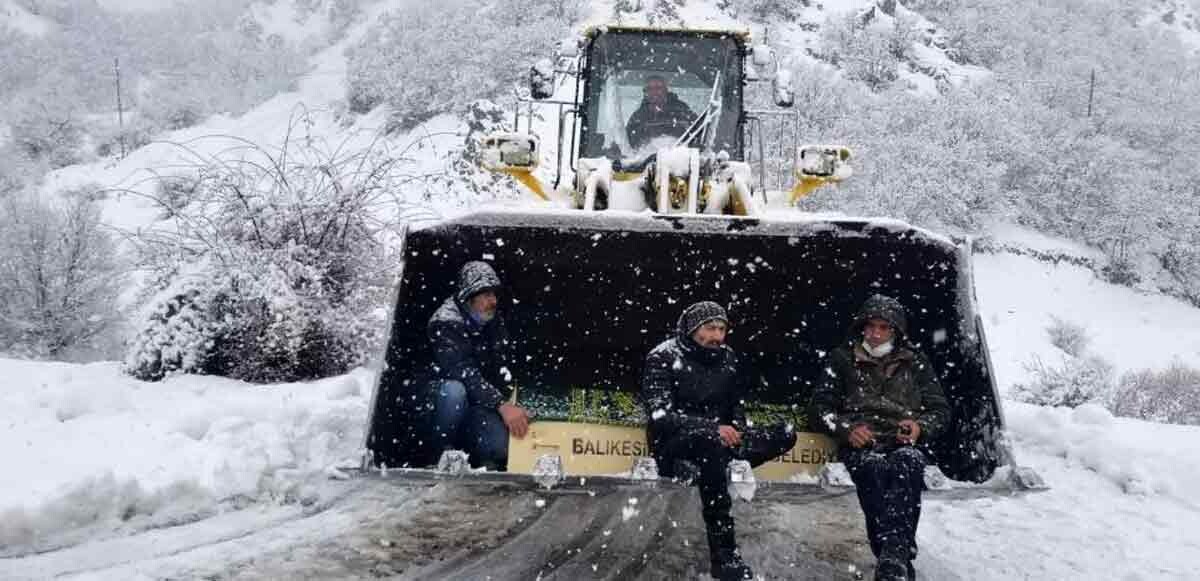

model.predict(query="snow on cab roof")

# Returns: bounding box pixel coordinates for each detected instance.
[582,24,751,41]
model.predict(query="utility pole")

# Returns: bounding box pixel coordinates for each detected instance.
[114,57,125,159]
[1087,68,1095,118]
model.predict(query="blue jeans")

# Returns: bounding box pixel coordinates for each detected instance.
[428,379,509,469]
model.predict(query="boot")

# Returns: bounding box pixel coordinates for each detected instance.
[710,547,755,580]
[670,459,701,484]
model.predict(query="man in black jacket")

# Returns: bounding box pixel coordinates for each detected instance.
[424,261,529,470]
[809,295,950,581]
[626,75,698,150]
[642,301,796,581]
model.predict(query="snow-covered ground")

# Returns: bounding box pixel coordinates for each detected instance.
[977,225,1200,391]
[5,1,1200,578]
[0,361,371,561]
[3,240,1199,580]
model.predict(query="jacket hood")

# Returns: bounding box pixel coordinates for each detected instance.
[848,294,909,343]
[455,261,502,306]
[676,301,730,340]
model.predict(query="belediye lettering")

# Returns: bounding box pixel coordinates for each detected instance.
[772,447,831,465]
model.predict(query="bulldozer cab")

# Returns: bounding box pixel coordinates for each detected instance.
[485,25,851,215]
[578,28,745,167]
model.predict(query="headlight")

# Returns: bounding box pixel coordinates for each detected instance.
[481,133,540,171]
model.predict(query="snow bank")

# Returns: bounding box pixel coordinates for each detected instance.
[918,400,1200,580]
[0,359,371,556]
[1006,402,1200,503]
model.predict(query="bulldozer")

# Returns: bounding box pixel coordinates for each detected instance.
[363,25,1041,497]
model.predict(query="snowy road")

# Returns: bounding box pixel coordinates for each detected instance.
[3,476,893,580]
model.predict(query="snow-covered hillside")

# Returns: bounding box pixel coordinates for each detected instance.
[38,0,465,235]
[3,240,1200,579]
[4,0,1200,579]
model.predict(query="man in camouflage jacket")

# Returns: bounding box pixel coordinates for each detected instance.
[809,294,950,581]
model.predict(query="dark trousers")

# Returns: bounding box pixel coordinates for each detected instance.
[655,424,796,565]
[841,445,927,561]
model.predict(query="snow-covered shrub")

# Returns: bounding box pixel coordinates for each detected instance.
[1011,354,1115,408]
[1010,314,1114,407]
[1046,316,1089,358]
[7,101,85,168]
[816,13,908,92]
[718,0,807,22]
[1110,364,1200,426]
[0,189,125,360]
[1161,241,1200,308]
[124,125,407,383]
[345,0,571,128]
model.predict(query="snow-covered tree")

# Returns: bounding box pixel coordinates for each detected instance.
[345,0,573,128]
[0,188,125,359]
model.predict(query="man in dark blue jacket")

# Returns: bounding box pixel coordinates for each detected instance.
[425,261,529,470]
[642,301,796,581]
[809,294,950,581]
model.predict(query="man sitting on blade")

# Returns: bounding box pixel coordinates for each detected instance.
[421,260,530,470]
[642,301,797,581]
[808,294,950,581]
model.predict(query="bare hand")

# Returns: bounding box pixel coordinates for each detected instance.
[499,403,530,439]
[717,425,742,448]
[897,419,921,444]
[848,424,875,449]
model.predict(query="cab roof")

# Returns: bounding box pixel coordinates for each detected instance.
[582,24,752,44]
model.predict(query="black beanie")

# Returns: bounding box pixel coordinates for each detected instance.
[676,301,730,337]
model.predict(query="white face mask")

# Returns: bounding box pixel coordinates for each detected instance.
[862,339,894,358]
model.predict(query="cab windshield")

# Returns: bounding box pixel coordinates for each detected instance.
[580,31,743,163]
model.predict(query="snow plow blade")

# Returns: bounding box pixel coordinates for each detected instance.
[357,466,1033,502]
[366,210,1006,484]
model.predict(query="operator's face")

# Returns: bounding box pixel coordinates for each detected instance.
[863,318,895,347]
[645,79,668,107]
[692,320,728,349]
